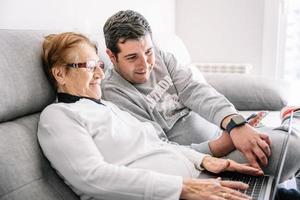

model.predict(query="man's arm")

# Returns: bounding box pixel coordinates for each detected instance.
[162,51,271,168]
[161,50,237,127]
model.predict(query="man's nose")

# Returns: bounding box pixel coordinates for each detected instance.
[139,55,149,68]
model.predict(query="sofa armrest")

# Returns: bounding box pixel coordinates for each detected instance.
[203,73,290,111]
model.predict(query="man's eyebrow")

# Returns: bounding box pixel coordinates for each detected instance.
[123,47,153,58]
[124,53,137,58]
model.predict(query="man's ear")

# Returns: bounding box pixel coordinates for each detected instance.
[51,66,66,85]
[106,49,117,64]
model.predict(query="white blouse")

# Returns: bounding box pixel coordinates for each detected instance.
[38,99,207,200]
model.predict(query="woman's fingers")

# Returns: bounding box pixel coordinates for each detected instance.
[227,160,264,176]
[218,182,251,200]
[203,156,264,176]
[217,191,251,200]
[202,156,230,173]
[182,178,251,200]
[220,180,249,190]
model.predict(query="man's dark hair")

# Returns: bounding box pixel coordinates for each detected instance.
[103,10,152,55]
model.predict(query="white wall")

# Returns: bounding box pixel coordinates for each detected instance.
[0,0,175,36]
[1,0,281,77]
[262,0,284,78]
[176,0,265,74]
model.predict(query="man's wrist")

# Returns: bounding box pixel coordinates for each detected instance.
[221,114,238,130]
[225,115,247,134]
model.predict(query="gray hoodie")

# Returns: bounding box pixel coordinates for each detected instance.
[102,48,237,152]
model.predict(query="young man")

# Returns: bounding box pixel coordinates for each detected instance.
[101,10,300,180]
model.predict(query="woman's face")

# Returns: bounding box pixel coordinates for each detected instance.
[55,42,105,99]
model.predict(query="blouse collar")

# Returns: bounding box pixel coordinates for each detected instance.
[57,92,104,105]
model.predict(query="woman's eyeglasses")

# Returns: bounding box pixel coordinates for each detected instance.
[65,60,104,72]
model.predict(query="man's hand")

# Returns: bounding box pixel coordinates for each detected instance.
[230,124,271,168]
[180,178,251,200]
[208,112,269,158]
[201,156,264,176]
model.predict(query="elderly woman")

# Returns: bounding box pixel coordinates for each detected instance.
[38,32,262,200]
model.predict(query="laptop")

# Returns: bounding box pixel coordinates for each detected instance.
[199,112,295,200]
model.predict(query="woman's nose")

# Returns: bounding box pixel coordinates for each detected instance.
[94,66,105,79]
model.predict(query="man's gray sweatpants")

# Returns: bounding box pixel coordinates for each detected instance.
[166,111,300,182]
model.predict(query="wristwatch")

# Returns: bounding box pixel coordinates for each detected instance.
[226,115,247,134]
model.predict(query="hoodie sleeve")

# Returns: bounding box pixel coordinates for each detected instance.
[160,50,238,127]
[38,105,183,200]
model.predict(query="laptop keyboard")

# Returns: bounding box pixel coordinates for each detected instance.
[220,172,269,200]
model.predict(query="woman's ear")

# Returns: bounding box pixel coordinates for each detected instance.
[106,49,117,64]
[51,66,66,85]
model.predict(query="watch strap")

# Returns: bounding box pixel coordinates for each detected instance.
[226,115,246,134]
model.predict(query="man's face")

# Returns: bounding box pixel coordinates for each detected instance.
[108,34,155,84]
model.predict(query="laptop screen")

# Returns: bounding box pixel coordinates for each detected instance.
[270,111,294,200]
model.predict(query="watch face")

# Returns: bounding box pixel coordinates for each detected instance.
[233,115,246,124]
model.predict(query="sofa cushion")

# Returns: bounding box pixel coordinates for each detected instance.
[0,29,80,200]
[204,73,290,111]
[0,30,55,123]
[0,113,79,200]
[153,34,191,66]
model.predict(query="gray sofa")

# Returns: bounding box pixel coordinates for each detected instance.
[0,30,80,200]
[0,29,289,200]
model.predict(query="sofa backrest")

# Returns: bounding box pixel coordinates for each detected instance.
[0,30,56,122]
[0,30,81,200]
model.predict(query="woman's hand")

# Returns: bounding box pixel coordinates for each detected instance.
[180,178,251,200]
[201,156,264,176]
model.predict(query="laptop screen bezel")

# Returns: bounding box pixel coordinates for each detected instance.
[270,112,294,200]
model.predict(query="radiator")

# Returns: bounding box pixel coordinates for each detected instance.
[192,63,253,74]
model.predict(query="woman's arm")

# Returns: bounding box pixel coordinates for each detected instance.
[165,141,263,176]
[37,106,182,200]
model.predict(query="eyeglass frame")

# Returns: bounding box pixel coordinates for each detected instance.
[64,60,105,72]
